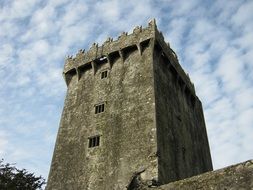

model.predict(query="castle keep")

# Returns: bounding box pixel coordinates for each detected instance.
[46,19,213,190]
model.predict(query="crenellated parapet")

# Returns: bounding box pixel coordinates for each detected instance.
[63,19,156,86]
[63,19,195,95]
[64,20,156,72]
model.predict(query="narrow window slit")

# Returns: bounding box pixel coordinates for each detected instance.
[101,104,104,112]
[89,138,92,147]
[88,136,100,148]
[95,106,99,114]
[92,138,96,147]
[95,103,105,114]
[101,70,108,79]
[96,136,100,146]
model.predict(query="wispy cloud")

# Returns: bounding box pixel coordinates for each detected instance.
[0,0,252,179]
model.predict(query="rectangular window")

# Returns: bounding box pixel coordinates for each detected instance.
[95,103,105,114]
[101,70,108,79]
[88,136,100,148]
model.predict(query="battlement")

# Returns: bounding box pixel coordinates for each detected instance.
[63,19,195,95]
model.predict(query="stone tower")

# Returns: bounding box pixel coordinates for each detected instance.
[46,19,213,190]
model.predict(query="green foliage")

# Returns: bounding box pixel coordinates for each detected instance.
[0,159,45,190]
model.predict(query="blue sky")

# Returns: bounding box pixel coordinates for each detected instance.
[0,0,253,180]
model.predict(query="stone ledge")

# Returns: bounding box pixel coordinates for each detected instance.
[139,160,253,190]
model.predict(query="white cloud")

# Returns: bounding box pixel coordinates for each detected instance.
[211,0,242,25]
[165,18,188,52]
[36,67,65,97]
[231,1,253,29]
[94,0,120,22]
[169,0,199,17]
[0,44,14,67]
[216,47,247,93]
[32,39,50,56]
[238,108,253,130]
[0,21,20,38]
[31,6,56,24]
[234,88,253,111]
[0,0,38,22]
[206,97,236,122]
[0,131,8,155]
[61,2,88,26]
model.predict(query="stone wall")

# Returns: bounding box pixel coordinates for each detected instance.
[152,42,213,185]
[141,160,253,190]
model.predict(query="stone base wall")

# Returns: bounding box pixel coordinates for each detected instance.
[139,160,253,190]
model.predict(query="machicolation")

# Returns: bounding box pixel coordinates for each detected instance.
[63,19,195,102]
